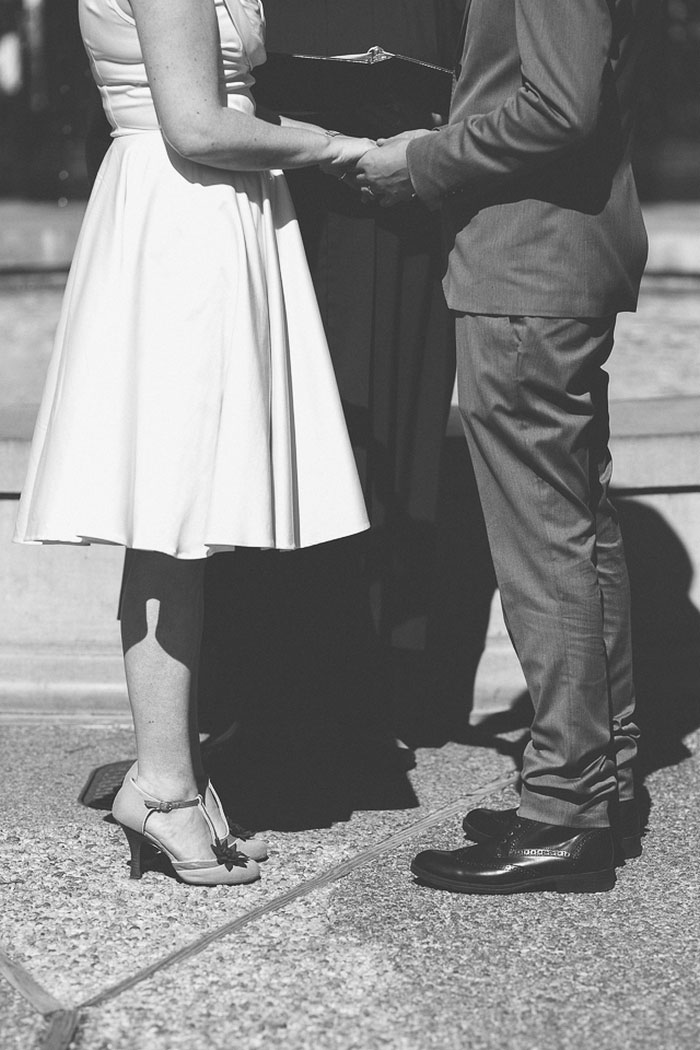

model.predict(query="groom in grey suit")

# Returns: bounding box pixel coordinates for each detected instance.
[357,0,653,893]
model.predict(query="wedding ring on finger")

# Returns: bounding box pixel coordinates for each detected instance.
[360,186,376,202]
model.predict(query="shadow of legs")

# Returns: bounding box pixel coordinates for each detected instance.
[198,544,418,831]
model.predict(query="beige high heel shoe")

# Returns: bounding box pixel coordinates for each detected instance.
[121,762,268,862]
[112,774,260,886]
[204,781,269,862]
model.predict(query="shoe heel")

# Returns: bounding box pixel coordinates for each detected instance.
[120,824,147,880]
[554,869,616,893]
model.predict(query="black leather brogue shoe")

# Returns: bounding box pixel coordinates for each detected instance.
[461,806,518,842]
[462,799,642,861]
[411,818,616,894]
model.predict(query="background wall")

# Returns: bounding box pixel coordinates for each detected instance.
[0,0,699,201]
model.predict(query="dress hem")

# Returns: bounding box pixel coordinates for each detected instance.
[13,522,370,558]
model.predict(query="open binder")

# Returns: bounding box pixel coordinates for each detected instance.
[252,46,454,138]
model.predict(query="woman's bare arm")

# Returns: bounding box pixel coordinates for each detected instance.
[255,104,336,138]
[129,0,371,171]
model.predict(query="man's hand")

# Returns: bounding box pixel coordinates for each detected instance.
[376,128,435,147]
[318,135,377,177]
[355,137,417,207]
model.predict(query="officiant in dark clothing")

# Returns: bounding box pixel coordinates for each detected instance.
[197,0,481,769]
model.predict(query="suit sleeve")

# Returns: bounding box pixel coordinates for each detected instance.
[407,0,613,206]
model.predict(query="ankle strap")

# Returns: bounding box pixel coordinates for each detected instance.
[144,797,201,813]
[131,776,222,847]
[129,776,203,813]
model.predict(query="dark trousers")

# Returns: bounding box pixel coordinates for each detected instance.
[455,313,640,826]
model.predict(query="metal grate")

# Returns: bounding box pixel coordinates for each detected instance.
[78,760,134,810]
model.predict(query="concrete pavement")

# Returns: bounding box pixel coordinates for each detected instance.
[1,716,699,1050]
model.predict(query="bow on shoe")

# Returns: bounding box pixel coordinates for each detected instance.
[211,837,249,870]
[228,820,254,841]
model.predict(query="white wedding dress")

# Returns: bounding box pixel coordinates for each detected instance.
[14,0,369,557]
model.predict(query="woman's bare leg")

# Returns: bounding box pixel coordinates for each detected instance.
[189,657,207,787]
[119,548,212,855]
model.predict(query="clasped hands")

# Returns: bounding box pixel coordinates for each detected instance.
[324,128,434,207]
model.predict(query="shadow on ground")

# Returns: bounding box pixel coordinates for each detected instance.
[490,497,700,835]
[81,479,700,841]
[618,498,700,776]
[197,541,421,831]
[196,439,498,830]
[79,441,498,832]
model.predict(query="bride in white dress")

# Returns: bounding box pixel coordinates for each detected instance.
[14,0,373,885]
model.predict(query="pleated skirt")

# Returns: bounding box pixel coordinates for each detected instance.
[14,132,369,557]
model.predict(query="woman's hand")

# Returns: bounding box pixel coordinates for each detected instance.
[319,135,376,177]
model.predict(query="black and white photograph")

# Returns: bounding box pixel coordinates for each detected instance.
[1,1,699,1047]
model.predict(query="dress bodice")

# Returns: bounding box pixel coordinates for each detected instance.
[80,0,266,135]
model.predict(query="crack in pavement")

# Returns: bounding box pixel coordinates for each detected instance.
[1,771,516,1049]
[79,773,516,1011]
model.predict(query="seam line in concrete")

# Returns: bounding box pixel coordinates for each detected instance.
[79,771,516,1010]
[0,948,82,1049]
[0,946,66,1015]
[0,953,82,1050]
[40,1010,81,1050]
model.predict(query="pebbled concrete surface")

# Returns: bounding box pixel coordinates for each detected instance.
[73,736,700,1050]
[0,723,511,1012]
[1,721,699,1050]
[0,982,45,1049]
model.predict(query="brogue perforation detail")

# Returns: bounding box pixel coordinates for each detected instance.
[570,832,599,860]
[516,848,572,859]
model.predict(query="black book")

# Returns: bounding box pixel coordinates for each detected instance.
[252,46,454,138]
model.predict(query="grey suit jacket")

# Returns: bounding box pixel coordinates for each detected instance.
[407,0,653,317]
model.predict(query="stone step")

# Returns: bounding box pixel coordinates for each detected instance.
[6,395,700,494]
[448,395,700,489]
[0,200,86,272]
[608,396,700,489]
[0,404,35,493]
[0,651,129,721]
[2,394,700,718]
[2,200,700,274]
